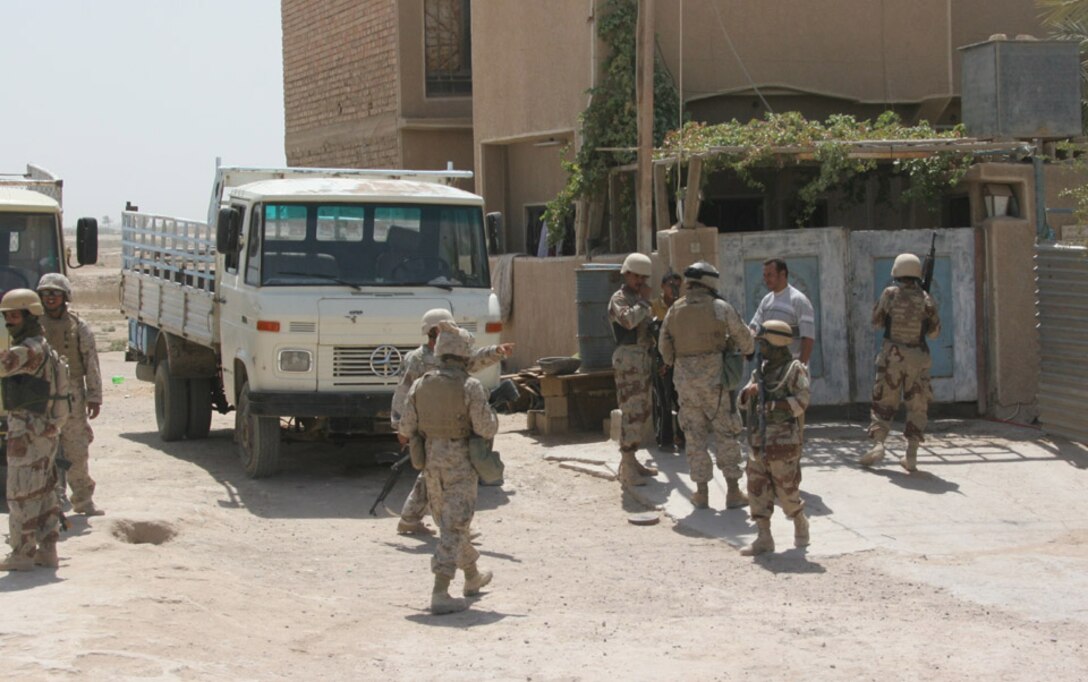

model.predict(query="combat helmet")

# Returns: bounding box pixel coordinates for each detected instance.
[0,288,44,317]
[757,320,794,347]
[683,261,720,288]
[891,253,922,279]
[420,308,454,335]
[36,272,73,300]
[620,253,652,277]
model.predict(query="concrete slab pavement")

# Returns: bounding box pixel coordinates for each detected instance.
[541,418,1088,623]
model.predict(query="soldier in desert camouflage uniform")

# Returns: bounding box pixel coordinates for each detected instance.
[0,289,68,571]
[608,253,660,487]
[859,253,941,472]
[391,308,512,535]
[738,320,811,557]
[37,273,104,516]
[658,261,753,509]
[400,321,499,615]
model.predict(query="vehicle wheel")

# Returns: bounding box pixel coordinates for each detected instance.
[154,362,188,442]
[185,378,213,440]
[237,382,280,478]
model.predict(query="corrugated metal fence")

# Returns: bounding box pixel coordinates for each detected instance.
[1035,243,1088,444]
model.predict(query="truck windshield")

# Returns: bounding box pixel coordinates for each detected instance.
[251,203,491,288]
[0,212,61,292]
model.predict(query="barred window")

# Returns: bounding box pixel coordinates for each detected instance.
[425,0,471,97]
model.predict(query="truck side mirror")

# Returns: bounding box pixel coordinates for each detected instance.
[76,217,98,265]
[216,207,241,255]
[485,212,503,254]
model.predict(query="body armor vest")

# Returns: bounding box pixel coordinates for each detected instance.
[670,297,725,356]
[41,312,85,378]
[883,285,927,347]
[415,370,472,439]
[611,322,639,345]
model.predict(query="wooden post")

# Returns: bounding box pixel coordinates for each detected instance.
[636,0,655,254]
[682,156,702,228]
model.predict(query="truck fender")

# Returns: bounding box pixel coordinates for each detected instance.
[155,332,218,379]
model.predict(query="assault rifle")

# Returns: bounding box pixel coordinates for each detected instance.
[753,337,768,459]
[921,231,937,293]
[369,452,411,516]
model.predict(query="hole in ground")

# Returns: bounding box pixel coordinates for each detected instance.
[110,519,178,545]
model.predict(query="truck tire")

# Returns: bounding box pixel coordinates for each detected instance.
[185,378,213,440]
[155,362,188,442]
[237,382,280,478]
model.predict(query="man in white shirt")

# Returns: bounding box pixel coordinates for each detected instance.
[749,258,815,365]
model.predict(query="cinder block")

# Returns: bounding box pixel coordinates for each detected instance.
[540,414,569,436]
[544,396,570,420]
[527,409,543,432]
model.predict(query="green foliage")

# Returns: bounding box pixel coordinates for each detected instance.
[661,111,973,225]
[543,0,681,246]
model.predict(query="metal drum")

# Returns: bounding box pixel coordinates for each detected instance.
[575,263,623,371]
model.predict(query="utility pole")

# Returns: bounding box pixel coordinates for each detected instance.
[636,0,655,255]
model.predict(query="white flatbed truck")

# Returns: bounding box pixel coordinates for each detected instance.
[121,166,502,477]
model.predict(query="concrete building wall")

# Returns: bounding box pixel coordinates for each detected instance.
[282,0,401,168]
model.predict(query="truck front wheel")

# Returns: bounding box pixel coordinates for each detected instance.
[155,362,188,442]
[236,382,280,478]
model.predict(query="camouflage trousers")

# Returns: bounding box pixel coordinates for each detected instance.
[675,385,743,482]
[5,432,61,557]
[58,390,96,507]
[423,439,480,579]
[399,473,429,524]
[746,448,804,521]
[868,343,932,443]
[612,345,652,451]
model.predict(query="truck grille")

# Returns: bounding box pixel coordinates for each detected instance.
[332,345,416,378]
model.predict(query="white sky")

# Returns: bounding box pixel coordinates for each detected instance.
[0,1,285,228]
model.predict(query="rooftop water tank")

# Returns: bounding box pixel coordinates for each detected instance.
[960,37,1081,140]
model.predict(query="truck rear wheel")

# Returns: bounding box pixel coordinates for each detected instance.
[237,382,280,478]
[155,362,188,442]
[186,378,213,440]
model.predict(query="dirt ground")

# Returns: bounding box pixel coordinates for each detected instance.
[2,234,1087,680]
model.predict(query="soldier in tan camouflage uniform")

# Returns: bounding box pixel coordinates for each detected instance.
[399,321,499,615]
[859,253,941,472]
[0,289,68,571]
[658,261,754,509]
[608,253,660,487]
[390,308,511,535]
[37,274,104,516]
[738,320,811,556]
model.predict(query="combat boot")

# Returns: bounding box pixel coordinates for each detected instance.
[34,539,59,568]
[463,563,493,596]
[859,442,885,467]
[0,552,35,571]
[431,575,468,615]
[740,519,774,556]
[725,477,748,509]
[793,512,810,548]
[899,441,919,472]
[617,454,647,488]
[73,500,105,517]
[691,482,709,509]
[622,449,657,479]
[397,519,436,536]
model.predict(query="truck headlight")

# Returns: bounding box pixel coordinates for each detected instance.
[278,349,312,372]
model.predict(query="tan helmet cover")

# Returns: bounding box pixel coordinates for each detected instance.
[892,253,923,279]
[36,272,73,298]
[434,320,474,358]
[759,320,794,347]
[0,288,45,316]
[420,308,454,334]
[621,253,653,277]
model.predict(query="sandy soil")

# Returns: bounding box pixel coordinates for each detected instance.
[1,234,1087,680]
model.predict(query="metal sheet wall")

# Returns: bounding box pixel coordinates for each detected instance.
[1035,243,1088,444]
